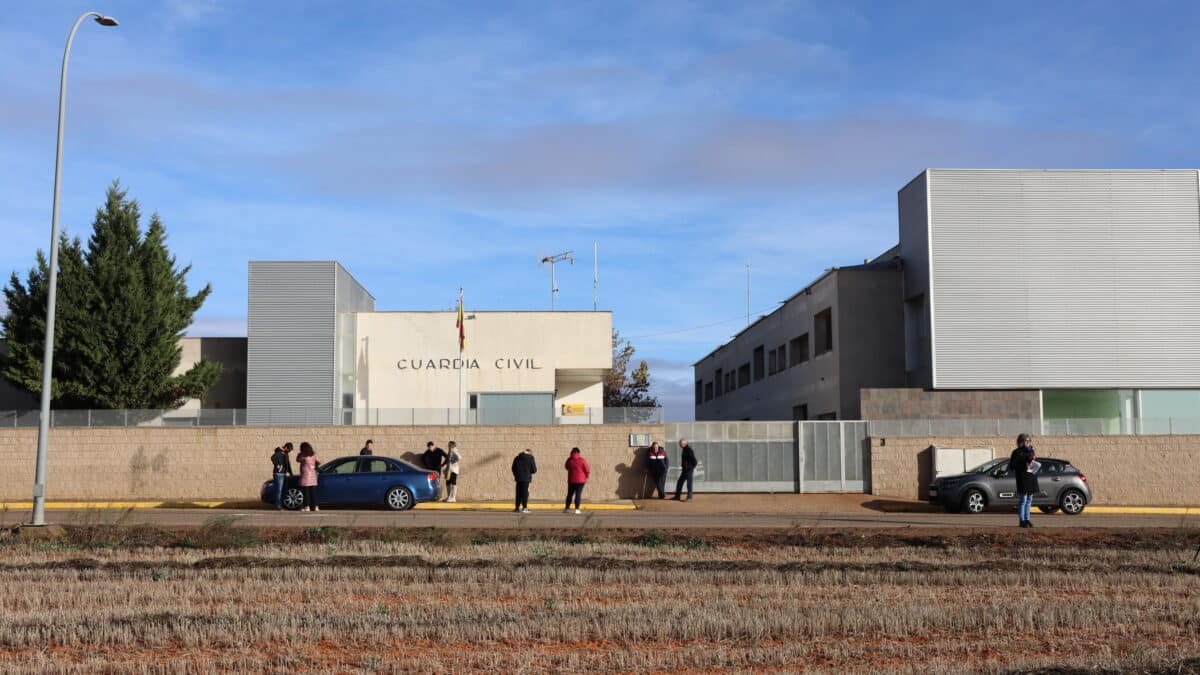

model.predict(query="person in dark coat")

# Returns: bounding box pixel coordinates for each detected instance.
[1009,433,1040,528]
[672,439,697,501]
[270,442,294,510]
[644,442,669,499]
[511,448,538,513]
[359,439,374,456]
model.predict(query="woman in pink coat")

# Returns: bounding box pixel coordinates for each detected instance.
[296,442,321,512]
[563,447,590,514]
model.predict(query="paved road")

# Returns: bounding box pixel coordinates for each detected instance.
[7,507,1193,530]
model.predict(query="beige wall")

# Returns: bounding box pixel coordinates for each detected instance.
[0,424,662,503]
[870,434,1200,506]
[356,311,611,417]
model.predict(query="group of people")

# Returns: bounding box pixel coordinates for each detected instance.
[269,441,322,511]
[507,446,592,513]
[642,439,698,501]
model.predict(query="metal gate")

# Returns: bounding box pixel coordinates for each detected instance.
[800,421,868,492]
[664,421,869,493]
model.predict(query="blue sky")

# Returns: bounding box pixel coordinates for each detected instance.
[2,1,1199,420]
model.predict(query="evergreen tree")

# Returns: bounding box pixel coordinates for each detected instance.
[0,182,219,409]
[603,330,660,408]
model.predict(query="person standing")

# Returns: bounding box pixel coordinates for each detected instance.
[645,442,669,499]
[511,448,537,513]
[672,439,697,501]
[1010,433,1039,528]
[297,442,322,512]
[444,441,461,503]
[270,442,294,510]
[563,447,590,514]
[359,439,374,456]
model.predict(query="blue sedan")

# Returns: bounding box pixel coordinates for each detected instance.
[261,456,441,511]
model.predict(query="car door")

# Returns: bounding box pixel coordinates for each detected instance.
[317,458,361,504]
[989,460,1019,505]
[357,458,396,504]
[1035,460,1063,504]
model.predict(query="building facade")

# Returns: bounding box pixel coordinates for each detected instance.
[696,168,1200,431]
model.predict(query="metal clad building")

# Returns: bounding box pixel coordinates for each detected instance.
[901,169,1200,390]
[247,261,375,424]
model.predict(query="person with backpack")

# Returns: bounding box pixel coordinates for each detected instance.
[296,442,321,512]
[1010,433,1040,528]
[511,448,537,513]
[563,447,590,514]
[645,441,669,499]
[444,441,461,503]
[270,442,294,510]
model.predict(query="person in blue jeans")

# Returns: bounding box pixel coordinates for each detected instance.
[270,442,294,509]
[1009,433,1039,528]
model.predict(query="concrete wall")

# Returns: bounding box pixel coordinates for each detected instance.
[869,434,1200,506]
[0,424,662,503]
[836,268,906,418]
[860,388,1041,420]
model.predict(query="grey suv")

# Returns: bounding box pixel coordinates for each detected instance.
[928,457,1092,515]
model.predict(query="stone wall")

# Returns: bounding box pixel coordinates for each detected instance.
[869,434,1200,506]
[0,424,664,503]
[861,388,1041,421]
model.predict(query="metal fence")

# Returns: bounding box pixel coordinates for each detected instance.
[865,417,1200,437]
[0,407,664,428]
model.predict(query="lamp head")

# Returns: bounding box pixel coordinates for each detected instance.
[94,15,119,27]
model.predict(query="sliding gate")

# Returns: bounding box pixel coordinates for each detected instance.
[665,421,868,493]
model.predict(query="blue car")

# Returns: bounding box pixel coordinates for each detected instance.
[261,456,441,511]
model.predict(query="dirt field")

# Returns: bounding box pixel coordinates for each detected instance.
[1,523,1198,673]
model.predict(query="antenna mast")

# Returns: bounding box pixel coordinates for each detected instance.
[593,241,598,311]
[540,250,575,310]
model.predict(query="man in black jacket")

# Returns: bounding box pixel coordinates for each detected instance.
[1010,433,1040,528]
[672,439,698,501]
[359,439,374,456]
[511,448,538,513]
[270,442,294,510]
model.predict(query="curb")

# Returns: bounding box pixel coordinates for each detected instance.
[0,501,638,512]
[871,502,1200,516]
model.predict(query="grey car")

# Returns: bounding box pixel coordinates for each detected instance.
[928,457,1092,515]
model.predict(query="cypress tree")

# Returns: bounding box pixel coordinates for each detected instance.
[0,182,219,409]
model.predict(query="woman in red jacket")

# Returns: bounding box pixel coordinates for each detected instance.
[563,447,591,514]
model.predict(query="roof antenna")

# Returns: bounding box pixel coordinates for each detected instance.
[593,241,598,311]
[539,250,575,311]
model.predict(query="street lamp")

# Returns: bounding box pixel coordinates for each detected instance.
[30,11,119,527]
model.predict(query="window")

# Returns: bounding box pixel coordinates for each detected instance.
[715,368,723,397]
[789,334,809,366]
[816,411,837,421]
[738,363,751,388]
[360,459,391,473]
[753,346,765,381]
[704,382,714,402]
[726,371,735,392]
[792,404,808,421]
[768,349,778,375]
[323,459,358,475]
[814,308,833,355]
[695,380,703,405]
[776,345,787,372]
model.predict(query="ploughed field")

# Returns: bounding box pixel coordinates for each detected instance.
[0,523,1198,673]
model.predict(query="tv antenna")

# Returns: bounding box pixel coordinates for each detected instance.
[539,249,575,310]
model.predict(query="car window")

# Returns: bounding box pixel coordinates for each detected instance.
[360,459,392,473]
[323,459,358,475]
[991,460,1010,476]
[1039,461,1062,474]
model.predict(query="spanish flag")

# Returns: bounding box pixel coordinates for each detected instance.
[456,289,466,352]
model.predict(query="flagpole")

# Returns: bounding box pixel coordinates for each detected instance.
[457,288,465,424]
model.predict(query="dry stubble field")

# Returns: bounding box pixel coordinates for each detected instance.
[0,520,1198,674]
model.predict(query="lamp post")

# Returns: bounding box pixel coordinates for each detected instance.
[30,11,119,527]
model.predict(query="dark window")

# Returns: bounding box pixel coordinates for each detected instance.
[814,308,833,355]
[816,411,837,421]
[704,382,714,401]
[726,371,735,392]
[738,363,751,388]
[753,346,765,381]
[323,459,358,475]
[768,349,778,375]
[777,345,787,371]
[695,380,703,405]
[360,459,391,473]
[469,394,478,409]
[715,368,723,396]
[792,404,808,421]
[789,334,809,366]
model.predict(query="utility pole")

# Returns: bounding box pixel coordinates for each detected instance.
[746,264,751,327]
[540,250,575,310]
[593,241,598,311]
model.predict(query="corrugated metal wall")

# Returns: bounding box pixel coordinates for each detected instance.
[247,262,338,425]
[928,169,1200,389]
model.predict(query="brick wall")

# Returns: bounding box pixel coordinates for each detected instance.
[870,434,1200,506]
[0,425,664,503]
[861,388,1041,420]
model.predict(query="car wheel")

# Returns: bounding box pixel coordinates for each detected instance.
[386,486,414,511]
[1038,505,1060,514]
[1059,489,1086,515]
[282,488,305,511]
[960,489,987,514]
